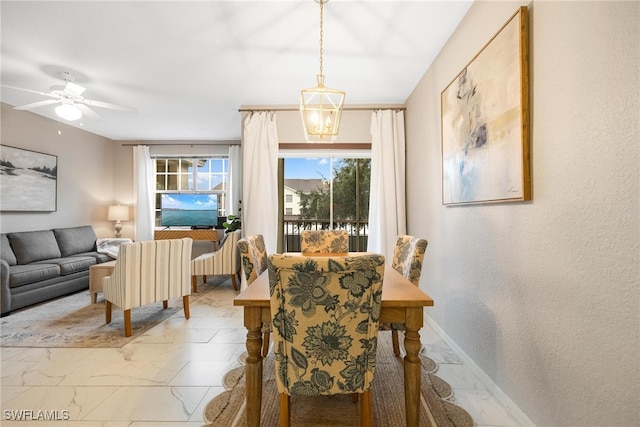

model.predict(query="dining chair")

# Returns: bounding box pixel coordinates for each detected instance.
[191,230,241,292]
[388,234,428,356]
[268,252,385,427]
[300,229,349,254]
[237,234,271,357]
[103,238,192,337]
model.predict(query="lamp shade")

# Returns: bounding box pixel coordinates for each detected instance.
[108,205,129,221]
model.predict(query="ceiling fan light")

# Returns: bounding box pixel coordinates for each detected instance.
[55,103,82,121]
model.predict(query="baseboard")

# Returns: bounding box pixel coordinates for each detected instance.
[424,314,537,427]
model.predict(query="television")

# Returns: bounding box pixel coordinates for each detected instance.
[160,193,218,228]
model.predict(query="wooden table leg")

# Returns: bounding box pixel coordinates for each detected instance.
[245,307,264,427]
[404,307,423,427]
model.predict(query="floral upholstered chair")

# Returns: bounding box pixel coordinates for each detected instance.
[237,234,268,286]
[300,229,349,254]
[103,238,193,337]
[191,230,241,292]
[237,234,271,356]
[387,234,428,356]
[267,253,385,426]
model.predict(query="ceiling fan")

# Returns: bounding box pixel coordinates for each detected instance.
[2,71,136,122]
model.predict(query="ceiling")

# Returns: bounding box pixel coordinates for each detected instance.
[1,1,472,141]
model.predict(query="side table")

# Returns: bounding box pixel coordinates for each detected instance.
[89,260,116,304]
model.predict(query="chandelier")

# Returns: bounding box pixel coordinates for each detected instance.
[300,0,345,142]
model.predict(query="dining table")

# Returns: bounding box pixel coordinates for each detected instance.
[233,256,434,426]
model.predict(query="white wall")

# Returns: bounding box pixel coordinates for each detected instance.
[241,104,403,144]
[274,108,374,143]
[405,1,639,426]
[0,103,116,237]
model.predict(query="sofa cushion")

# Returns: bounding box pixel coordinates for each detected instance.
[1,234,17,266]
[53,226,97,257]
[8,230,62,264]
[72,251,112,264]
[33,256,96,275]
[8,264,61,288]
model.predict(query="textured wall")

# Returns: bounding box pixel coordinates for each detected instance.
[405,1,639,426]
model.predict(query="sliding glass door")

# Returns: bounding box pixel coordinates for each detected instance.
[281,156,370,252]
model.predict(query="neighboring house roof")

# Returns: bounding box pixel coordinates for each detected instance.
[284,179,325,194]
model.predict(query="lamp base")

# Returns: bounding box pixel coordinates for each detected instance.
[114,221,123,238]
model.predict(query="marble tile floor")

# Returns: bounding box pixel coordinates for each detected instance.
[1,279,522,427]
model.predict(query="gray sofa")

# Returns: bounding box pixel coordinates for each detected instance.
[1,225,111,316]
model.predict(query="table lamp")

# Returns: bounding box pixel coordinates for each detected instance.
[108,205,129,238]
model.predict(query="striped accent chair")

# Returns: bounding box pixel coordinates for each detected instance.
[237,234,270,356]
[268,253,385,426]
[387,234,428,356]
[103,238,193,337]
[300,229,349,254]
[191,230,241,292]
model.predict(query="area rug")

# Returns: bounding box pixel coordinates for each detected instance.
[204,333,475,427]
[0,290,183,348]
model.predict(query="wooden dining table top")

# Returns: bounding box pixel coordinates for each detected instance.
[233,258,434,309]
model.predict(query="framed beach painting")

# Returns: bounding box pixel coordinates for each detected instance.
[441,6,530,206]
[0,145,58,212]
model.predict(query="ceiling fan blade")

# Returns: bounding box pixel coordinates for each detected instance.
[81,98,137,113]
[2,84,58,98]
[14,99,60,110]
[76,103,104,121]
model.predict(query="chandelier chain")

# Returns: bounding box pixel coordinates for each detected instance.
[319,0,324,77]
[300,0,344,141]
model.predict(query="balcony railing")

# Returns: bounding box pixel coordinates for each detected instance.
[283,219,369,252]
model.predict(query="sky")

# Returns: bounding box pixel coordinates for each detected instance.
[161,193,217,211]
[284,158,331,180]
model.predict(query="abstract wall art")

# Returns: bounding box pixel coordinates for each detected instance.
[441,6,530,205]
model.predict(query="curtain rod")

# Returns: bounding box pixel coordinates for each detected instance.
[121,143,240,146]
[238,106,405,112]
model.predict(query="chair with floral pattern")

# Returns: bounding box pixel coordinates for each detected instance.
[300,229,349,254]
[237,234,271,356]
[387,234,428,356]
[268,252,385,426]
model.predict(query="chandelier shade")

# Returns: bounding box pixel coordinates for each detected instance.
[300,0,345,142]
[300,75,345,141]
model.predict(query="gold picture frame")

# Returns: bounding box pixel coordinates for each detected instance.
[441,7,530,206]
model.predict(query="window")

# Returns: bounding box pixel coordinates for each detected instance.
[154,157,229,227]
[281,156,370,251]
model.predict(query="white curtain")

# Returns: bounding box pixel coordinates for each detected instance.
[242,111,279,254]
[367,110,406,258]
[133,145,155,242]
[228,145,242,216]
